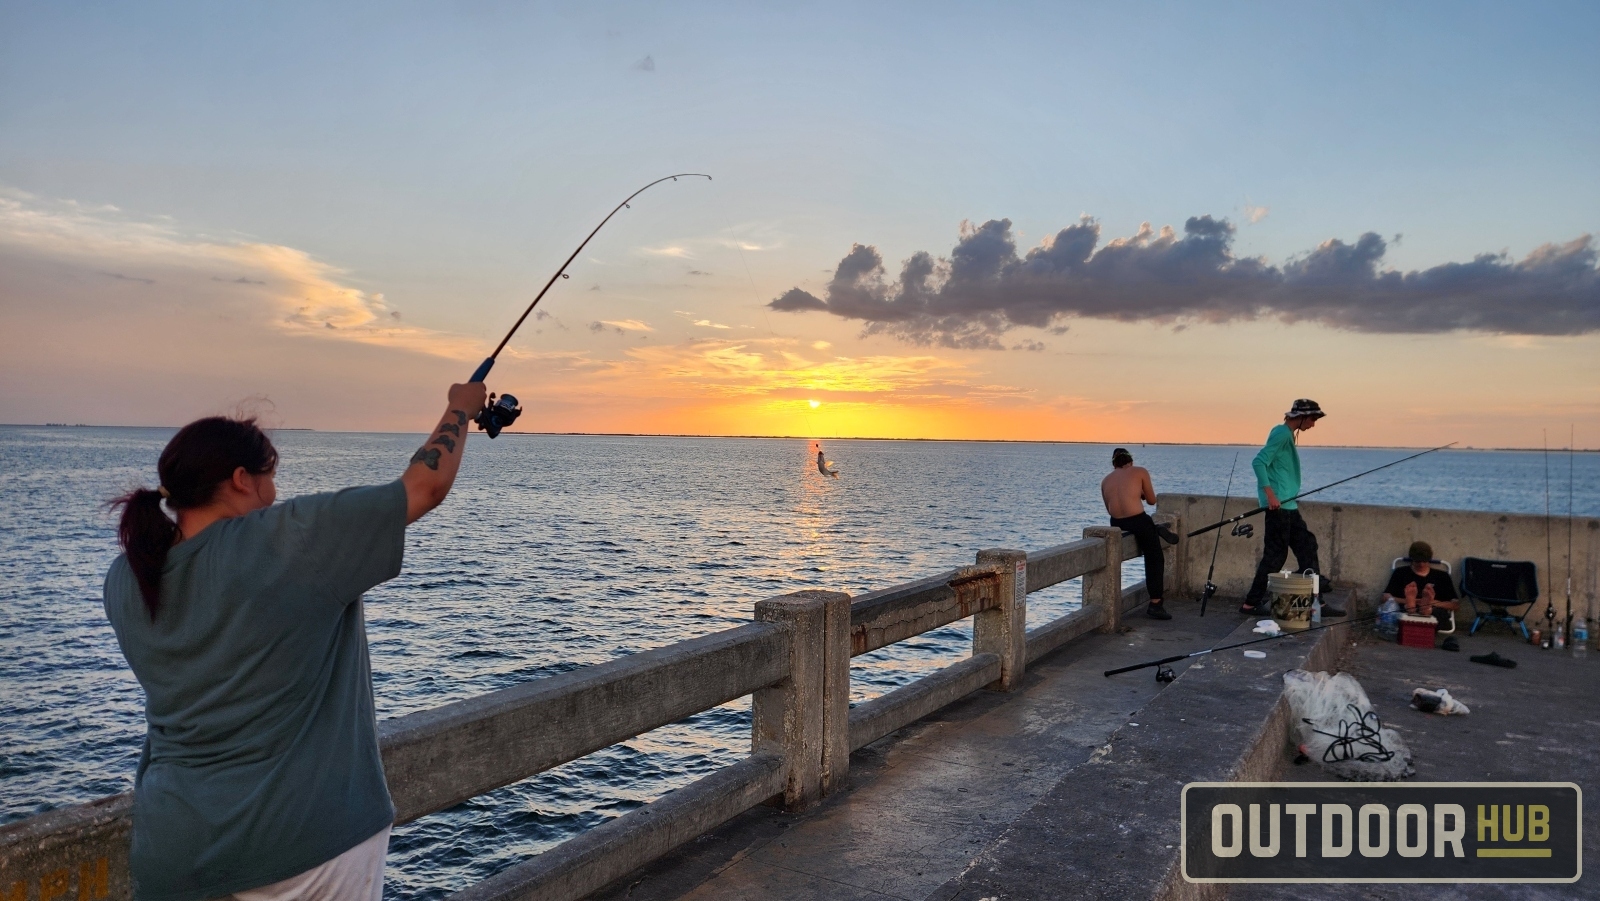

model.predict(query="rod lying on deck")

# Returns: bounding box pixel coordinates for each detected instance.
[1103,613,1379,677]
[1186,443,1457,538]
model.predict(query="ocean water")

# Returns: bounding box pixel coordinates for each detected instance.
[1,426,1595,897]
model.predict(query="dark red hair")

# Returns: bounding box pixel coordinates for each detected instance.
[111,417,278,617]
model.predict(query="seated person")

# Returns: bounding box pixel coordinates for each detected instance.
[1383,540,1460,629]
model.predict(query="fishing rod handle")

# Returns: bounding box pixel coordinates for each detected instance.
[468,357,495,384]
[1104,654,1188,677]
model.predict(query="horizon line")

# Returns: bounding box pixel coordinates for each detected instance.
[4,423,1595,454]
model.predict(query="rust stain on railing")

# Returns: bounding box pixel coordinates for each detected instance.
[850,568,1000,656]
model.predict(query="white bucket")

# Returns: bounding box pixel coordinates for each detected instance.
[1268,571,1316,632]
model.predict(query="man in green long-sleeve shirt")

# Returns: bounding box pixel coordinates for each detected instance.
[1241,399,1345,617]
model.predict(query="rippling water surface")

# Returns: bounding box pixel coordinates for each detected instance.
[2,426,1596,897]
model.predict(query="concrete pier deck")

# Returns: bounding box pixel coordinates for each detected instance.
[593,601,1297,901]
[1233,627,1600,901]
[591,605,1595,901]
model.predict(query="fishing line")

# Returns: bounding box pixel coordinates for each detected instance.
[1186,443,1457,538]
[711,182,784,341]
[464,173,713,436]
[1197,451,1241,617]
[1103,611,1380,678]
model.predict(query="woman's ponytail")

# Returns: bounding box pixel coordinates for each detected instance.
[113,487,180,617]
[110,417,278,618]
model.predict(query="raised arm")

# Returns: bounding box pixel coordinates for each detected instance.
[1141,468,1157,506]
[401,382,488,524]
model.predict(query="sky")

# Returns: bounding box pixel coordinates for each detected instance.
[1,1,1596,448]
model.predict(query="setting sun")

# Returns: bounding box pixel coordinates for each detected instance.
[808,399,821,408]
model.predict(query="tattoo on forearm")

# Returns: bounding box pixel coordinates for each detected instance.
[410,447,441,470]
[431,434,456,452]
[452,409,468,427]
[439,422,460,436]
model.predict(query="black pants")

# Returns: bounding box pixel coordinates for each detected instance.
[1110,512,1164,602]
[1245,508,1320,605]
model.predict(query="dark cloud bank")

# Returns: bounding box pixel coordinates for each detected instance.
[769,216,1599,349]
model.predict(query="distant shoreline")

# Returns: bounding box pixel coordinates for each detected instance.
[3,423,1594,453]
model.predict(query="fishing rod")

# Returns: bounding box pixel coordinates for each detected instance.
[1568,425,1575,647]
[1186,442,1457,538]
[1104,611,1380,678]
[466,173,713,437]
[1197,452,1241,617]
[1543,431,1555,647]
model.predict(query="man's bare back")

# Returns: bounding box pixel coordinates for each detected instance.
[1102,465,1156,519]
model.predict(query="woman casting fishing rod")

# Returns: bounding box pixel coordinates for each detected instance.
[101,175,707,901]
[105,382,484,899]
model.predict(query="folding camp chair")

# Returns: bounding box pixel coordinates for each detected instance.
[1460,557,1537,639]
[1390,557,1455,634]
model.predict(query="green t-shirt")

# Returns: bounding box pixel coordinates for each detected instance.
[1252,423,1302,510]
[104,481,407,901]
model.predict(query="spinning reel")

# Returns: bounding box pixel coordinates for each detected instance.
[1231,522,1254,539]
[474,393,523,438]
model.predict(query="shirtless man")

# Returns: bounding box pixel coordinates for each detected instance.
[1101,448,1180,619]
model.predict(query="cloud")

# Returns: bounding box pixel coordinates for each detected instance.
[0,190,478,358]
[694,319,731,329]
[687,269,711,276]
[97,270,155,285]
[770,216,1600,347]
[633,54,655,72]
[601,319,653,331]
[1244,203,1270,224]
[641,245,690,258]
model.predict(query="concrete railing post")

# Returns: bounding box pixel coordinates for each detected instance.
[1083,526,1124,633]
[1154,511,1181,601]
[752,590,834,812]
[974,549,1028,690]
[819,591,852,795]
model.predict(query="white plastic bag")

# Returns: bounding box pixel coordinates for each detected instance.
[1283,670,1414,781]
[1411,688,1470,716]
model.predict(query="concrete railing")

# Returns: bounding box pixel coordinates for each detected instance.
[0,518,1170,901]
[1163,494,1598,622]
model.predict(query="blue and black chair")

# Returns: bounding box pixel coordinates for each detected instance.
[1460,557,1537,639]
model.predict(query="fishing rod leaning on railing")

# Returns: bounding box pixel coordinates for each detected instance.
[1197,452,1240,617]
[1186,443,1457,539]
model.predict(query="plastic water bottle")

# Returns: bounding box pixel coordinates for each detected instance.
[1377,599,1400,639]
[1573,619,1589,659]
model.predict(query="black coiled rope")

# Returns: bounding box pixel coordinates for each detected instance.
[1303,703,1395,764]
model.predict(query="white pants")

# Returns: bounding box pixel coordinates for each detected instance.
[215,827,389,901]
